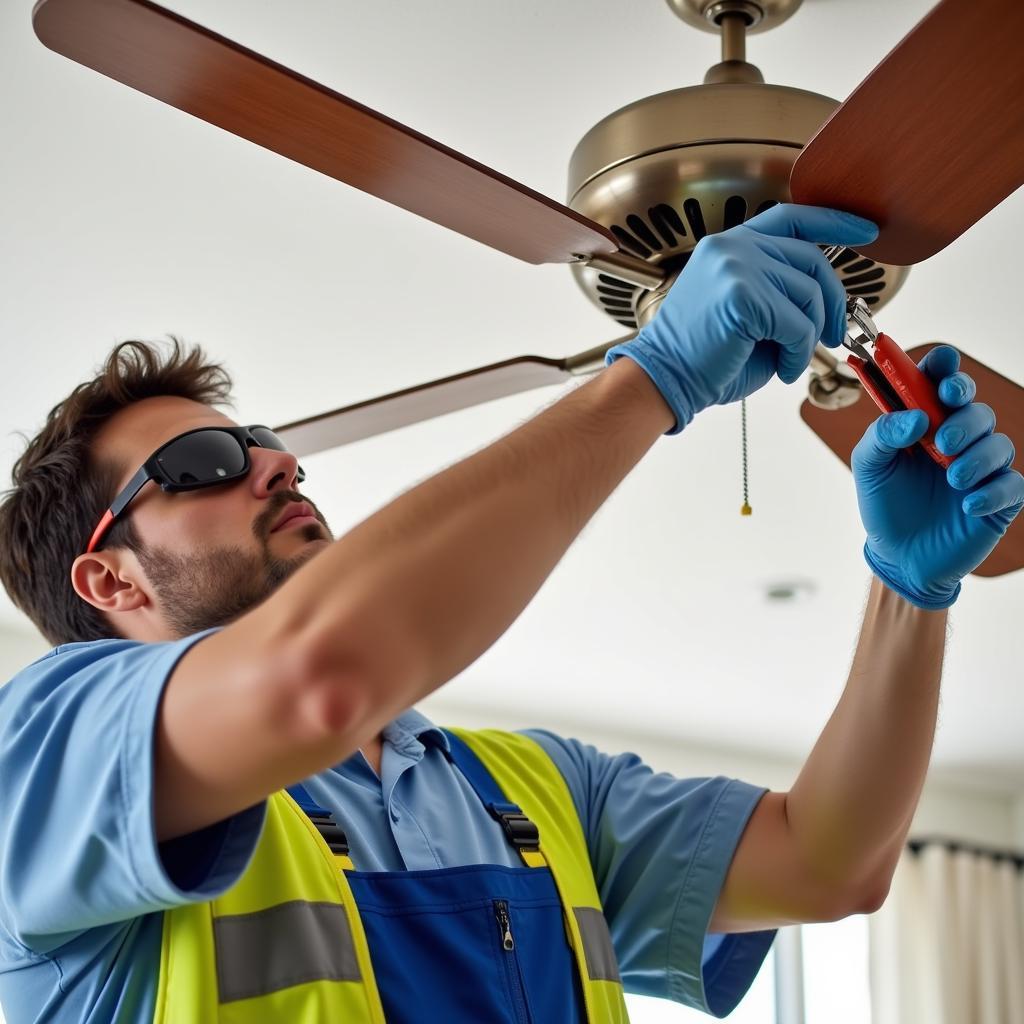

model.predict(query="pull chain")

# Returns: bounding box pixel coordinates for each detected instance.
[740,398,752,516]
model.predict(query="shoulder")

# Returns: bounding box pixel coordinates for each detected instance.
[518,728,644,789]
[0,629,223,743]
[516,728,646,835]
[1,637,137,715]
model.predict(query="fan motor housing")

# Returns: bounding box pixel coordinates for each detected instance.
[567,82,908,330]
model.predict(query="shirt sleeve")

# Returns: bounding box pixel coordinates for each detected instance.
[523,728,777,1018]
[0,628,267,956]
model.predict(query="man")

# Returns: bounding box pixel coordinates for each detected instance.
[0,204,1020,1023]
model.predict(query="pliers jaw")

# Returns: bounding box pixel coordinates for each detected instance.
[841,296,880,361]
[838,297,907,413]
[821,246,895,398]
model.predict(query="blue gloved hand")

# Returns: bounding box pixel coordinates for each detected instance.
[853,345,1024,610]
[605,203,879,433]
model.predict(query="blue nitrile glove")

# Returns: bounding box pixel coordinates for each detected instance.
[853,345,1024,610]
[605,203,879,433]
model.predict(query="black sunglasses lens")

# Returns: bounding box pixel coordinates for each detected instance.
[250,427,288,452]
[158,430,247,486]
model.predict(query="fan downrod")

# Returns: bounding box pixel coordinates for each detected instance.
[668,0,803,82]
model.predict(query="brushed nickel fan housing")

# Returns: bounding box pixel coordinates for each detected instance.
[567,19,909,332]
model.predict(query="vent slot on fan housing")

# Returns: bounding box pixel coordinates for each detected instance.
[566,83,910,330]
[590,197,895,330]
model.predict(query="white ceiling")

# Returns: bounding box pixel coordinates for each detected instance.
[2,0,1022,791]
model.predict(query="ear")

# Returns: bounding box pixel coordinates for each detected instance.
[70,551,149,615]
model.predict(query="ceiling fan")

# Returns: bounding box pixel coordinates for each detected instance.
[32,0,1024,576]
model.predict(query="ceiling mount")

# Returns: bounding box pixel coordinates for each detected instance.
[665,0,804,35]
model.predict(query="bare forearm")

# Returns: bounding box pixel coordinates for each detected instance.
[284,356,673,742]
[785,575,948,891]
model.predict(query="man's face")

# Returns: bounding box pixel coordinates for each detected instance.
[73,395,334,642]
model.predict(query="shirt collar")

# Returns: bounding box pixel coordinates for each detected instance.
[384,707,451,754]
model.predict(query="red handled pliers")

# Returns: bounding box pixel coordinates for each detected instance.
[824,245,954,469]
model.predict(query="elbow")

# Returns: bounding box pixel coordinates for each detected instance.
[284,603,427,742]
[296,655,375,739]
[824,871,891,921]
[855,873,892,916]
[800,865,893,924]
[849,849,899,916]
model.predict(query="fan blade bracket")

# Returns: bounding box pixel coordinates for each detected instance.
[560,336,638,377]
[807,345,863,411]
[577,252,668,291]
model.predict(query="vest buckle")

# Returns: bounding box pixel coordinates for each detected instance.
[488,802,540,851]
[308,810,350,856]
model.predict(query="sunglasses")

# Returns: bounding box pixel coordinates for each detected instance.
[86,424,306,554]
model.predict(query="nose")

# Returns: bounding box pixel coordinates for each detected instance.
[248,444,303,496]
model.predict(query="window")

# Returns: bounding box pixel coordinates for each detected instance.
[802,915,871,1023]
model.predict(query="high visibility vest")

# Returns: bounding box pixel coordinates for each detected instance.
[153,727,630,1023]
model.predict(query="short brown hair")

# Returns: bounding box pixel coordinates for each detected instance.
[0,337,236,647]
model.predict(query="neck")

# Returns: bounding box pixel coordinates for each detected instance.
[361,733,383,777]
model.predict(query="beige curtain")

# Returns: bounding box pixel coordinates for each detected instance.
[869,844,1024,1024]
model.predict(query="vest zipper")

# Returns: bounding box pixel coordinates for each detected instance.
[493,900,532,1024]
[495,899,515,950]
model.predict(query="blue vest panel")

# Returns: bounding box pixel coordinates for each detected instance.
[349,864,585,1024]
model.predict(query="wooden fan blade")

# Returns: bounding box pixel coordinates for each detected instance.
[272,341,623,457]
[790,0,1024,266]
[800,346,1024,577]
[32,0,617,266]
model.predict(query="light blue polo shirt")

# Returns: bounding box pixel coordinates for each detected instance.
[0,627,776,1023]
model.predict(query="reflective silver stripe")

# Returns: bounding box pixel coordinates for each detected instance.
[213,900,360,1003]
[573,906,621,983]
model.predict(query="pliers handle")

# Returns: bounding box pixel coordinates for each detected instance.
[821,246,955,470]
[845,332,953,470]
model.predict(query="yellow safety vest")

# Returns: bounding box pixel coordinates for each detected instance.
[153,727,630,1023]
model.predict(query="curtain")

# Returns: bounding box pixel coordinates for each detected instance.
[869,844,1024,1024]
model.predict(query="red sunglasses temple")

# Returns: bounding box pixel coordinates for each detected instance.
[86,509,116,555]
